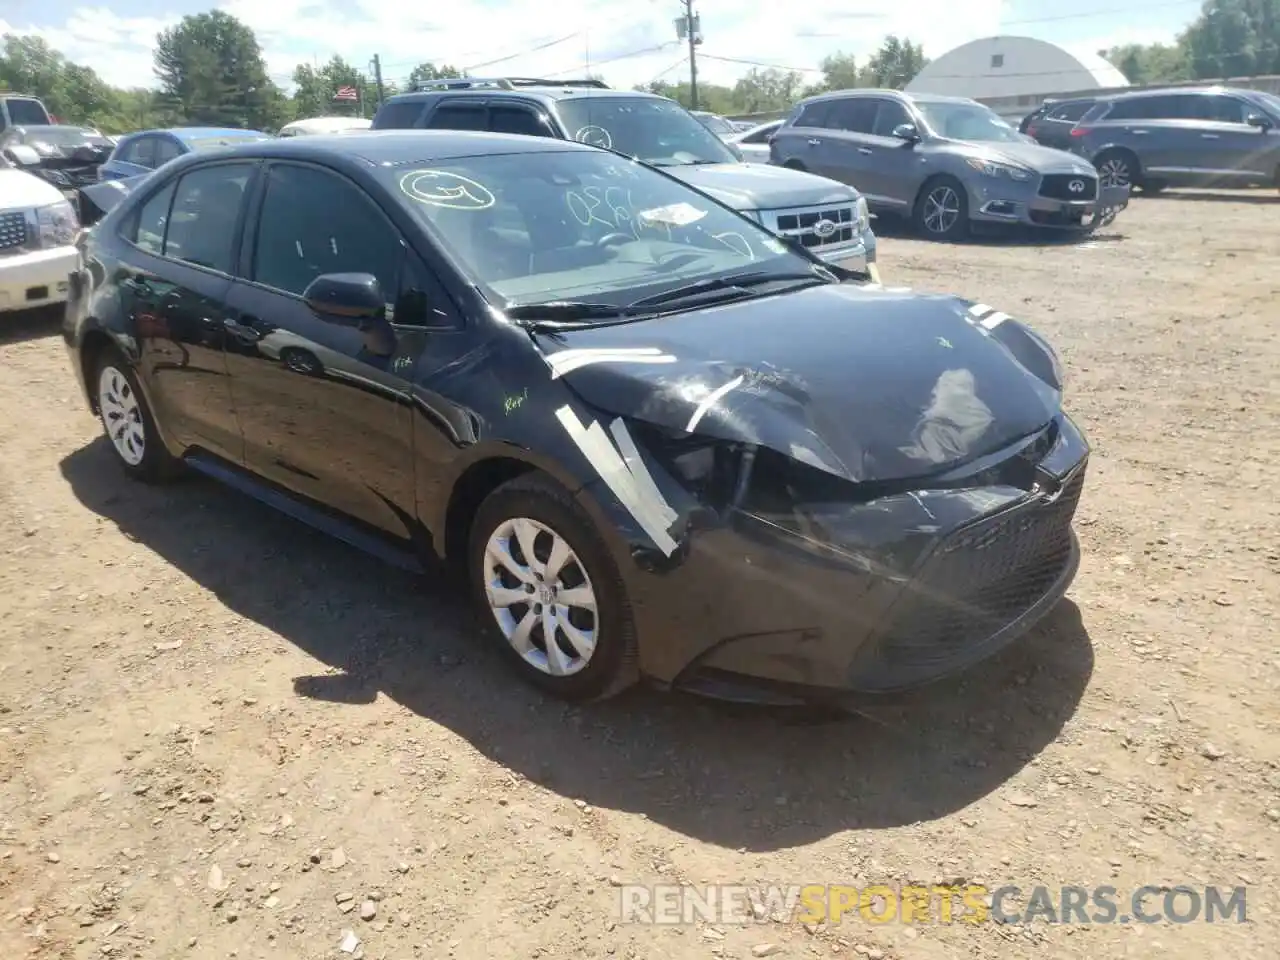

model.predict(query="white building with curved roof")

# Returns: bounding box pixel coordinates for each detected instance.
[906,35,1130,114]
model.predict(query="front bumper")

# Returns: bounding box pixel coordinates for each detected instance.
[811,224,877,271]
[592,412,1090,702]
[968,177,1129,230]
[0,246,78,313]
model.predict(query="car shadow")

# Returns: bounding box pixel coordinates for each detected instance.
[0,305,63,346]
[60,438,1095,850]
[1148,189,1278,205]
[871,215,1125,248]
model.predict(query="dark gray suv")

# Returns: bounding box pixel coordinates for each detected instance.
[1068,86,1280,193]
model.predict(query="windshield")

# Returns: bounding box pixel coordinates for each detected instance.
[915,101,1023,143]
[1249,91,1280,119]
[5,98,50,125]
[554,97,738,167]
[187,133,271,152]
[389,148,818,311]
[22,126,110,148]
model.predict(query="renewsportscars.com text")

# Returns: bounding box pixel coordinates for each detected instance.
[617,883,1248,926]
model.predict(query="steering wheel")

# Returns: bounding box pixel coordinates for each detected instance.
[595,231,633,248]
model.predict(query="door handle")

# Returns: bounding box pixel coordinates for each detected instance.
[222,317,264,342]
[1130,129,1149,135]
[807,138,821,146]
[857,147,873,155]
[1201,133,1219,139]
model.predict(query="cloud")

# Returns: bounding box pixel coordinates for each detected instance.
[3,0,1180,96]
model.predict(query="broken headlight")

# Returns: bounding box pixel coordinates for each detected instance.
[35,199,79,249]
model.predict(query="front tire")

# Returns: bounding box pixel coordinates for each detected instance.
[94,349,181,484]
[913,176,969,241]
[467,473,639,701]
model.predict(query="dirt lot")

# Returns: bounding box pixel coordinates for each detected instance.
[1,191,1278,960]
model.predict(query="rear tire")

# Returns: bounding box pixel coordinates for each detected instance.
[93,347,181,484]
[467,473,639,702]
[913,176,969,241]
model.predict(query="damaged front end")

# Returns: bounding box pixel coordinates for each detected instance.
[3,134,112,197]
[541,285,1090,700]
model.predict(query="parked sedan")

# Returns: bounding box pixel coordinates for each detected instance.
[727,119,783,162]
[771,89,1130,240]
[65,131,1088,705]
[98,127,273,181]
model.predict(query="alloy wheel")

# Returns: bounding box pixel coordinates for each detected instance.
[1097,157,1131,189]
[482,517,598,677]
[98,366,146,466]
[923,186,961,234]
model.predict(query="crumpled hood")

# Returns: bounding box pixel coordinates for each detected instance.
[955,139,1095,175]
[663,162,860,211]
[537,283,1063,485]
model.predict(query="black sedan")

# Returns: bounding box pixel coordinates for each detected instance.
[64,131,1089,705]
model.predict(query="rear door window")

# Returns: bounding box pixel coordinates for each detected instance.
[824,98,878,133]
[426,102,488,131]
[126,136,158,168]
[374,101,426,129]
[154,137,182,165]
[489,104,554,137]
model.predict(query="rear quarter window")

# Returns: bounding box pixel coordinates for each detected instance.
[1080,102,1112,123]
[373,100,427,129]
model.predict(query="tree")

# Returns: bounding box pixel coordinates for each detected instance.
[1104,42,1190,84]
[153,11,286,130]
[804,52,860,96]
[408,61,463,88]
[732,68,804,113]
[1181,0,1280,78]
[861,36,928,89]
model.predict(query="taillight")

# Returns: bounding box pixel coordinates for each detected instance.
[1070,127,1089,137]
[1026,125,1038,137]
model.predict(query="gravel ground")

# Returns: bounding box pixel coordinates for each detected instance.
[1,190,1278,960]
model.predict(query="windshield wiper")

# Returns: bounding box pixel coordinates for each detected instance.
[505,300,635,330]
[627,269,831,310]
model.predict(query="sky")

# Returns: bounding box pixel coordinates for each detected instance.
[0,0,1206,94]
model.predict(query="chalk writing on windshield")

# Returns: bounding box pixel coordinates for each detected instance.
[399,170,495,210]
[573,125,613,149]
[712,232,755,260]
[564,185,673,241]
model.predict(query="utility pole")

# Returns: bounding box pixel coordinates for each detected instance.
[675,0,702,110]
[372,54,385,107]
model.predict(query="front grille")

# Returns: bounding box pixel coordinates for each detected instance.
[868,465,1086,681]
[0,210,30,254]
[1039,173,1098,201]
[763,203,857,249]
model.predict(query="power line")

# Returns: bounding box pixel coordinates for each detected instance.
[647,55,689,84]
[698,53,822,74]
[464,33,581,72]
[1001,0,1202,27]
[541,42,679,77]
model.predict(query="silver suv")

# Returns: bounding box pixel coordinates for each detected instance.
[373,78,877,273]
[771,89,1129,240]
[1067,86,1280,194]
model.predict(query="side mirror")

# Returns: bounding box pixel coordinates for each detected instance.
[1246,113,1272,130]
[892,123,921,143]
[303,272,385,323]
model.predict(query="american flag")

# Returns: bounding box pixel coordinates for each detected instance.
[334,85,359,101]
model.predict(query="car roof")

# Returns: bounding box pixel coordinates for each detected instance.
[132,127,269,141]
[384,86,666,106]
[1097,85,1262,102]
[799,88,976,106]
[188,129,599,165]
